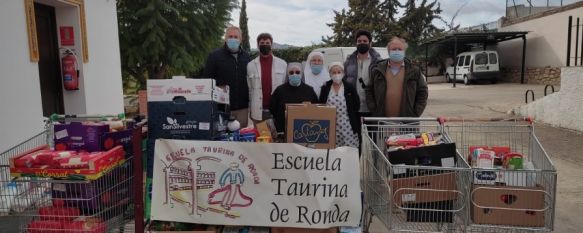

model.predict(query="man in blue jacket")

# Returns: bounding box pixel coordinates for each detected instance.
[343,30,381,118]
[205,26,251,127]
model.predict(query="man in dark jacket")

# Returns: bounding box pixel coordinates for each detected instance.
[366,36,428,117]
[344,30,381,117]
[204,26,251,126]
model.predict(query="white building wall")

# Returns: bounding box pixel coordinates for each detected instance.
[0,1,46,152]
[55,5,87,114]
[0,0,124,152]
[498,6,583,68]
[82,0,124,115]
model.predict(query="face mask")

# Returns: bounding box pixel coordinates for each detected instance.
[389,50,405,62]
[259,45,271,55]
[331,74,343,84]
[288,75,302,87]
[357,44,370,54]
[311,64,323,75]
[226,38,240,51]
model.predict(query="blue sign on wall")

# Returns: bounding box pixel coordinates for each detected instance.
[292,119,330,144]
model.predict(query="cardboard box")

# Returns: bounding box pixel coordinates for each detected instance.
[271,227,338,233]
[54,122,110,152]
[148,101,228,140]
[391,172,458,205]
[472,185,545,227]
[147,76,229,104]
[286,103,336,149]
[139,90,148,116]
[101,127,137,158]
[405,200,454,223]
[10,146,125,180]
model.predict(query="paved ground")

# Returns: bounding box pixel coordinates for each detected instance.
[369,82,582,232]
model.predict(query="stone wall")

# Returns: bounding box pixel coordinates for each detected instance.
[500,67,561,85]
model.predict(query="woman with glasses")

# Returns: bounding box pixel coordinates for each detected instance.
[319,62,361,148]
[269,63,319,134]
[304,51,330,98]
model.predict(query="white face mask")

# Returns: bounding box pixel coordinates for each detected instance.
[331,74,343,84]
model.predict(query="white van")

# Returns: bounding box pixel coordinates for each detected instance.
[312,47,389,68]
[445,50,500,85]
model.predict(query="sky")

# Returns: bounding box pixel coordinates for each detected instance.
[230,0,580,48]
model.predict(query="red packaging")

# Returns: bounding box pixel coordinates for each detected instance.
[13,151,42,168]
[10,146,125,180]
[62,218,106,233]
[37,151,76,168]
[39,206,80,221]
[27,220,64,233]
[57,152,102,169]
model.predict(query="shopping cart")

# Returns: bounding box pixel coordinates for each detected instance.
[0,114,145,233]
[361,117,471,233]
[441,117,557,233]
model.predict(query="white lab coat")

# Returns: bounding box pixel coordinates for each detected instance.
[247,55,288,121]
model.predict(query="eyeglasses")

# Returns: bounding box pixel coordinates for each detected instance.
[288,71,301,75]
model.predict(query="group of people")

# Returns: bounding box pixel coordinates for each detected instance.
[204,26,428,148]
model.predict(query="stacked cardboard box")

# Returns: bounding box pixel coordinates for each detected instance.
[146,77,230,221]
[387,142,459,223]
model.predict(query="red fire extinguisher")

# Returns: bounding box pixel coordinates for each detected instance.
[61,50,79,90]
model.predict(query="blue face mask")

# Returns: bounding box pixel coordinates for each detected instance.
[389,50,405,62]
[226,38,240,51]
[311,64,323,75]
[288,75,302,87]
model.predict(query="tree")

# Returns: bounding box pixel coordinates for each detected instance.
[376,0,404,45]
[239,0,251,51]
[118,0,236,89]
[324,0,384,46]
[325,0,443,48]
[399,0,443,45]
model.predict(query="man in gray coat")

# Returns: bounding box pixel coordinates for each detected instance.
[366,36,428,118]
[343,30,381,117]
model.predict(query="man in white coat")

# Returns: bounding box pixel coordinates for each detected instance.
[247,33,287,123]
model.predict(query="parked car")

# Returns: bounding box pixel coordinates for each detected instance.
[445,50,500,85]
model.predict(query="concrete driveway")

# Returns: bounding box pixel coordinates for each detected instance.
[368,82,582,233]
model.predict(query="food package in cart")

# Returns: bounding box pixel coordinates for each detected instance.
[54,122,110,152]
[10,145,125,180]
[62,217,107,233]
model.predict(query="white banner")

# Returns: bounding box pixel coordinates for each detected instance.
[151,139,362,228]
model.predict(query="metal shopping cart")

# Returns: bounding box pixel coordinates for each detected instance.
[361,118,471,233]
[441,117,557,233]
[0,114,145,233]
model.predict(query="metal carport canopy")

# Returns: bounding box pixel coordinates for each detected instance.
[421,31,529,87]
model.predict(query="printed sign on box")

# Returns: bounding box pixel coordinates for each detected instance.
[147,76,229,104]
[292,119,330,144]
[286,103,336,149]
[151,140,361,228]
